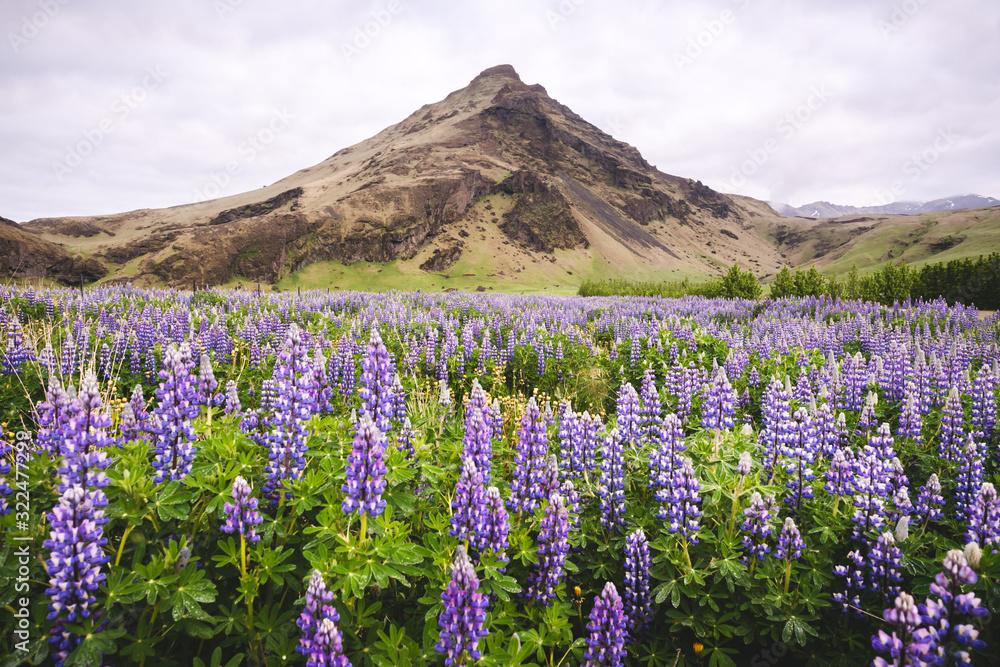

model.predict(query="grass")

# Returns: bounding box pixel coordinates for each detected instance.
[814,208,1000,276]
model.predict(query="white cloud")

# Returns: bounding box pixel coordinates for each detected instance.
[1,0,997,220]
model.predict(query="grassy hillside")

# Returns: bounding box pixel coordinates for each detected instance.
[774,205,1000,278]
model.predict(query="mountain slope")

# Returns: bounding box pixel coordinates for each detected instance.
[22,65,786,289]
[0,215,105,285]
[766,205,1000,274]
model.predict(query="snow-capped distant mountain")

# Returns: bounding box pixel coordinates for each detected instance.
[769,194,1000,218]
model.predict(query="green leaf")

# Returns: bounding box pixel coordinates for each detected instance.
[65,628,124,667]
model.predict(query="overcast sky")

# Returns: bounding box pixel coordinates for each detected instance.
[2,0,998,222]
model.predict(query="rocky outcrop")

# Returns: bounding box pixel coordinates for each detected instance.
[491,170,587,252]
[0,216,106,285]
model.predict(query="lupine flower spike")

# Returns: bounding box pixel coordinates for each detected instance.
[435,545,489,666]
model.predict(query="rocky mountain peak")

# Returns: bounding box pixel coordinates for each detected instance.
[471,64,522,83]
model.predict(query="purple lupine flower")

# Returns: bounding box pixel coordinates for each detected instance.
[389,373,407,422]
[557,402,586,482]
[955,435,985,522]
[0,431,11,516]
[151,343,200,484]
[540,454,561,500]
[462,406,493,483]
[35,376,77,457]
[897,383,923,444]
[639,367,663,437]
[938,386,967,463]
[970,365,996,441]
[1,322,33,373]
[701,366,736,431]
[598,428,626,532]
[44,485,109,667]
[832,549,866,614]
[851,442,892,542]
[824,447,855,500]
[476,486,510,571]
[616,380,643,447]
[839,352,869,411]
[559,477,582,528]
[623,529,652,637]
[915,473,944,525]
[435,545,489,666]
[224,380,241,417]
[580,410,603,472]
[780,407,816,513]
[359,326,396,433]
[774,517,805,561]
[525,492,571,604]
[264,324,318,500]
[58,371,114,497]
[118,403,140,445]
[871,592,935,667]
[858,391,878,434]
[582,582,627,667]
[663,457,702,544]
[507,397,548,514]
[310,617,351,667]
[310,345,335,415]
[740,492,775,563]
[297,570,339,659]
[760,376,792,479]
[221,475,263,543]
[810,396,838,458]
[736,450,753,477]
[966,482,1000,548]
[450,458,487,543]
[649,413,686,504]
[868,531,904,603]
[488,398,505,442]
[341,414,388,518]
[396,416,416,459]
[919,550,988,664]
[196,352,217,405]
[128,383,150,438]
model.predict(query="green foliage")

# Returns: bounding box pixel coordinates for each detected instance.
[577,275,726,299]
[720,264,762,300]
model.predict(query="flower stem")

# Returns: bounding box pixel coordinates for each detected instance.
[115,523,135,567]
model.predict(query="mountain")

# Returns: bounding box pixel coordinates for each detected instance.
[0,215,105,285]
[18,65,787,290]
[770,194,1000,218]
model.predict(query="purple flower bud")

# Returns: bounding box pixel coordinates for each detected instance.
[583,582,627,666]
[221,475,263,543]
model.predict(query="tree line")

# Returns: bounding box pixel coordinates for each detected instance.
[578,253,1000,309]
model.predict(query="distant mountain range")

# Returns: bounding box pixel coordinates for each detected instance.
[770,194,1000,218]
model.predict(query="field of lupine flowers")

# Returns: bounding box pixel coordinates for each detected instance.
[1,284,998,667]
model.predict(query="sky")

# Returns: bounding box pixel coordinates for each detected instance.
[2,0,998,222]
